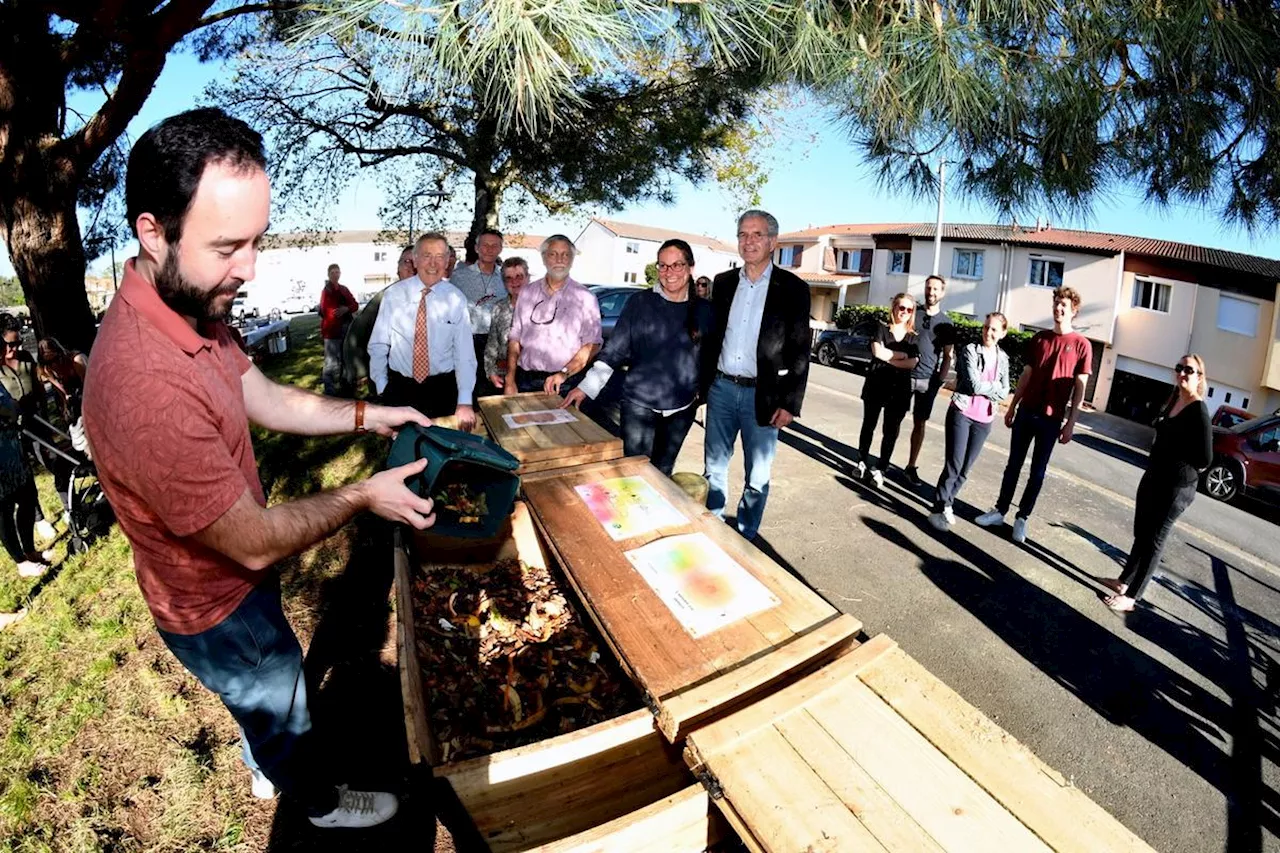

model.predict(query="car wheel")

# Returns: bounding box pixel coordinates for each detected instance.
[817,343,838,367]
[1203,460,1241,502]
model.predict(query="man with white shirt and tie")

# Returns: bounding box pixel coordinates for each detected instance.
[368,232,477,430]
[699,209,811,541]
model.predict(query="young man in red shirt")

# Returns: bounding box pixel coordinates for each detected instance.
[320,264,358,396]
[83,108,436,829]
[975,286,1093,543]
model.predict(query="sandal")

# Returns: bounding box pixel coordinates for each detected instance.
[1104,594,1135,613]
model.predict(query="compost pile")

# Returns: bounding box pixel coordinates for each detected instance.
[412,557,639,763]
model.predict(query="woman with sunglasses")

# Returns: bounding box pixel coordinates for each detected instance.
[0,317,58,542]
[1102,355,1212,612]
[855,293,919,488]
[562,239,712,476]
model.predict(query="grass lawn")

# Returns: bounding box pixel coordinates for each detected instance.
[0,316,450,852]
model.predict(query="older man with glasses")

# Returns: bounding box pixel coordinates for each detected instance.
[503,235,602,395]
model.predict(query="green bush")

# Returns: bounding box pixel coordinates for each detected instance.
[834,305,1032,378]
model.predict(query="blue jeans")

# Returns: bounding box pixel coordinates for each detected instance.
[322,338,346,396]
[158,579,337,815]
[934,406,993,511]
[996,408,1062,520]
[703,376,779,540]
[621,399,698,477]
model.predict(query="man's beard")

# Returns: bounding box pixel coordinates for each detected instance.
[155,251,241,322]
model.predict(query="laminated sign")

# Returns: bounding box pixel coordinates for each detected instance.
[574,476,687,540]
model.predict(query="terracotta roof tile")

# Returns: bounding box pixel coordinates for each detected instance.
[591,219,737,253]
[778,223,915,240]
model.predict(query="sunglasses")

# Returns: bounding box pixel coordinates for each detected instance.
[3,340,20,349]
[894,305,915,313]
[1173,364,1198,376]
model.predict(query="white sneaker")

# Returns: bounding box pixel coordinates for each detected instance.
[928,512,951,532]
[974,508,1005,527]
[1012,517,1028,544]
[39,550,54,563]
[35,520,55,540]
[852,460,866,479]
[251,768,278,800]
[16,561,46,578]
[0,609,27,630]
[308,786,398,829]
[869,469,884,489]
[942,505,956,526]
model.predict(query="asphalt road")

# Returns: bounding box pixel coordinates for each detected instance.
[666,361,1280,853]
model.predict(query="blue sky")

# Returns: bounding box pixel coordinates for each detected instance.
[7,51,1277,278]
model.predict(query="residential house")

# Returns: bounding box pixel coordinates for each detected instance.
[573,219,740,286]
[793,222,1280,424]
[774,224,915,329]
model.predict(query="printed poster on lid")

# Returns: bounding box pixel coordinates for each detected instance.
[574,476,687,541]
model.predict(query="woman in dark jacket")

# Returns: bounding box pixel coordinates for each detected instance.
[562,239,712,476]
[0,381,50,578]
[855,293,919,488]
[1102,353,1213,612]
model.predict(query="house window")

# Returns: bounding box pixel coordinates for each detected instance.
[1131,278,1171,313]
[952,249,984,279]
[623,271,638,283]
[625,241,640,254]
[1217,294,1259,337]
[837,250,852,271]
[836,249,874,273]
[858,249,873,273]
[373,251,387,262]
[1028,258,1065,289]
[777,245,803,267]
[889,250,911,275]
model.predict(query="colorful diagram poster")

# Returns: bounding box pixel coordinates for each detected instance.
[501,408,578,429]
[624,533,781,638]
[574,476,688,541]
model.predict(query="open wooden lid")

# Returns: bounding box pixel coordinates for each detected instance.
[477,393,624,473]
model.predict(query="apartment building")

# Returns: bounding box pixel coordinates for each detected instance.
[773,223,1280,424]
[573,219,740,286]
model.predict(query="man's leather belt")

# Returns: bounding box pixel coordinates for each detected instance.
[717,370,756,388]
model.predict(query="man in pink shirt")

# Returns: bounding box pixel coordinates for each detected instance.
[84,108,435,830]
[503,234,602,395]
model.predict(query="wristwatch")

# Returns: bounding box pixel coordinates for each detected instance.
[559,367,571,376]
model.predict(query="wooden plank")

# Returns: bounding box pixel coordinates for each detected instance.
[393,528,437,765]
[478,392,623,470]
[684,634,898,760]
[436,709,692,852]
[529,784,728,853]
[800,681,1053,852]
[656,613,862,742]
[521,457,839,708]
[515,444,632,475]
[857,647,1156,853]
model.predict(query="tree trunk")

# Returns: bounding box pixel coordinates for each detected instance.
[465,170,504,263]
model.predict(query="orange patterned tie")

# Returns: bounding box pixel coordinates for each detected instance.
[412,284,431,382]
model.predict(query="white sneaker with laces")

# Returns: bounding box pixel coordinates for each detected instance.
[308,785,398,829]
[35,520,55,540]
[974,508,1005,527]
[927,512,951,532]
[869,469,884,489]
[17,561,46,578]
[1012,517,1029,544]
[250,769,277,800]
[852,459,866,479]
[942,505,956,526]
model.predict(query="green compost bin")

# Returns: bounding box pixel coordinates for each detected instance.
[386,424,521,538]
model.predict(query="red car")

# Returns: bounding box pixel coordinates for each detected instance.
[1203,413,1280,503]
[1211,404,1254,429]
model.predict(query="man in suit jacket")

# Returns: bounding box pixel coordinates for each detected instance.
[699,209,811,540]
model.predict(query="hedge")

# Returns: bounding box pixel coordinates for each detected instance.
[833,304,1034,378]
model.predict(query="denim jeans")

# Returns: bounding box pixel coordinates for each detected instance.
[1120,470,1197,600]
[703,376,779,540]
[620,399,698,477]
[322,338,346,396]
[934,406,993,511]
[996,408,1062,520]
[158,578,337,815]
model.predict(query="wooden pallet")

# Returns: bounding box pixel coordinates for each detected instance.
[477,393,623,474]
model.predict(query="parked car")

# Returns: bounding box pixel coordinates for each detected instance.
[1202,413,1280,503]
[588,285,646,340]
[280,295,313,315]
[812,320,878,369]
[1211,404,1253,429]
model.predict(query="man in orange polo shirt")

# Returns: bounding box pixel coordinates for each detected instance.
[83,108,435,829]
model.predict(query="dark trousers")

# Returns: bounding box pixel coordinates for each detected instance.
[0,475,38,561]
[621,400,698,477]
[383,370,458,418]
[996,409,1062,519]
[472,335,498,398]
[158,579,338,815]
[1120,470,1197,601]
[934,407,994,511]
[515,368,554,394]
[858,389,910,471]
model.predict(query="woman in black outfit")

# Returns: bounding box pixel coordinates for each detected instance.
[1103,353,1212,612]
[855,293,919,488]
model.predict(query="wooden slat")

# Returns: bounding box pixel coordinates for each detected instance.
[521,457,840,710]
[478,392,624,471]
[436,709,692,852]
[857,647,1156,853]
[393,528,437,765]
[529,784,728,853]
[656,613,862,742]
[802,684,1052,852]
